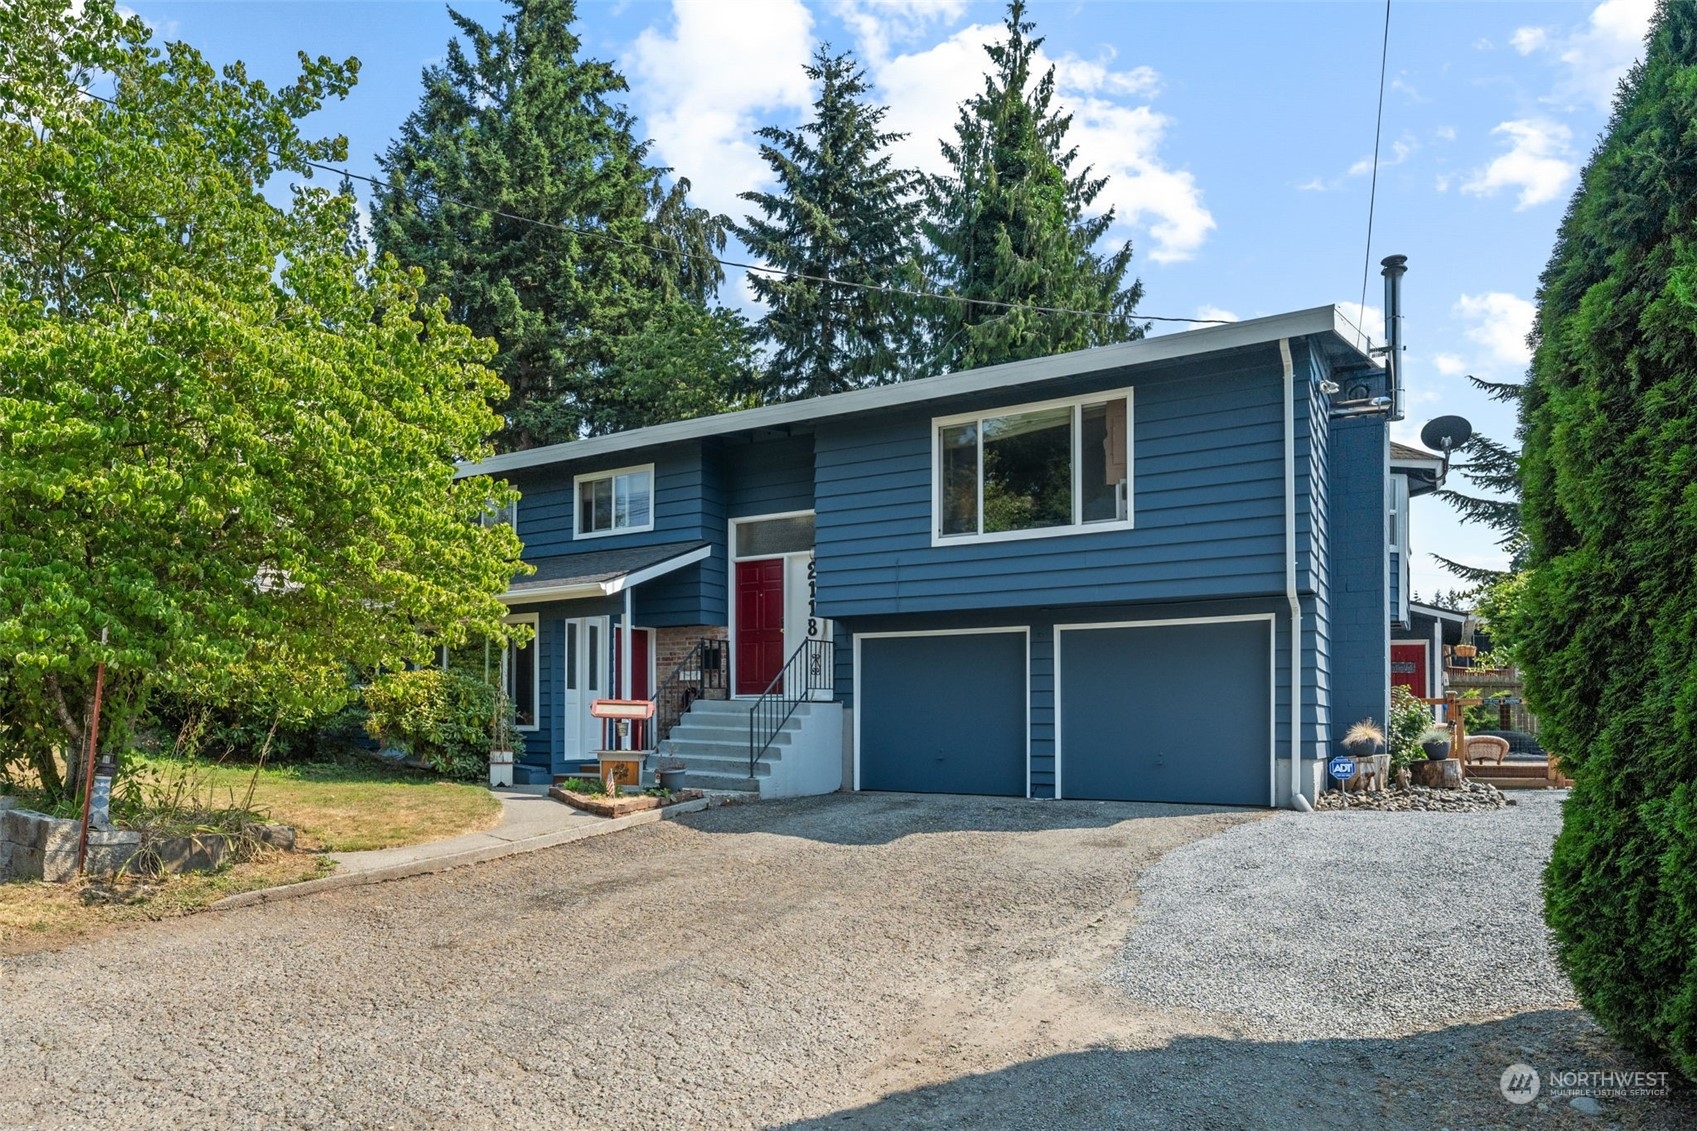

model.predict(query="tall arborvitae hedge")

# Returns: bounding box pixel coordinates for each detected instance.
[1519,1,1697,1080]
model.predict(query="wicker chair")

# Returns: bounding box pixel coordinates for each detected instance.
[1464,735,1510,765]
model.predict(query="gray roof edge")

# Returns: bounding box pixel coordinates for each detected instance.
[461,304,1368,478]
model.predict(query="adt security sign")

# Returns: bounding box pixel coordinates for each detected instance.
[1328,755,1357,783]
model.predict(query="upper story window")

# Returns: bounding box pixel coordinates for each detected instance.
[480,499,518,532]
[574,464,654,539]
[933,389,1133,545]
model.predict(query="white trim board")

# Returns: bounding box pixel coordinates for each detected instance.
[461,306,1372,479]
[503,612,541,733]
[727,510,818,700]
[1053,613,1279,807]
[851,626,1032,798]
[500,544,711,605]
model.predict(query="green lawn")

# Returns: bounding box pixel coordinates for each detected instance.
[153,756,504,853]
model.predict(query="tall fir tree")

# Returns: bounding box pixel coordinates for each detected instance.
[1432,375,1526,585]
[921,0,1145,374]
[1515,0,1697,1080]
[371,0,743,447]
[735,47,922,400]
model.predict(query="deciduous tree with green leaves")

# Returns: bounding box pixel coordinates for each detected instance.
[921,0,1145,374]
[1514,0,1697,1080]
[372,0,743,446]
[736,46,923,399]
[0,0,524,802]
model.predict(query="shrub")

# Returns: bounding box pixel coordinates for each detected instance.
[1386,685,1433,772]
[1516,4,1697,1080]
[362,669,519,781]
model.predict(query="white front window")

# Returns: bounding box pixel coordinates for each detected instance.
[933,390,1133,545]
[573,464,654,538]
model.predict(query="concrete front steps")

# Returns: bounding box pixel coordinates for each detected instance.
[660,698,842,798]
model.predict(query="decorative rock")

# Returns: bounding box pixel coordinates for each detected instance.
[1569,1096,1605,1116]
[1313,780,1508,812]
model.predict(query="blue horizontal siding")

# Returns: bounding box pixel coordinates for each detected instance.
[814,348,1297,617]
[723,434,814,518]
[502,440,723,624]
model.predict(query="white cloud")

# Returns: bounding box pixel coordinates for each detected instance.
[1455,292,1536,368]
[1433,352,1469,377]
[1435,125,1456,142]
[1515,0,1653,110]
[1462,119,1575,209]
[628,0,816,220]
[1510,26,1549,55]
[1195,305,1238,323]
[828,0,968,67]
[1297,177,1328,192]
[868,24,1214,264]
[1347,136,1415,177]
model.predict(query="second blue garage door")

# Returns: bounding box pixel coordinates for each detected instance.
[858,632,1027,796]
[1058,619,1273,806]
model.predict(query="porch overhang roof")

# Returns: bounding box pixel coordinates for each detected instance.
[500,541,710,605]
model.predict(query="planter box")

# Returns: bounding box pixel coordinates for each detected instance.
[547,787,704,818]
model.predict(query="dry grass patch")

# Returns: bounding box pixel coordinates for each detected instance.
[0,852,331,957]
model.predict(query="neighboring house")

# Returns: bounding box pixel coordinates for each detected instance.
[1389,440,1452,701]
[460,304,1403,808]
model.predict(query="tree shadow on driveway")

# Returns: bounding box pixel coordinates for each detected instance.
[773,1009,1695,1131]
[678,790,1261,847]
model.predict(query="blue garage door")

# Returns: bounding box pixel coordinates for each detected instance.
[859,632,1027,796]
[1059,620,1271,806]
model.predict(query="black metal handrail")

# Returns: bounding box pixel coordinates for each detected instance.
[640,636,728,752]
[748,638,834,777]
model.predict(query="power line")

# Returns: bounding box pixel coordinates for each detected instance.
[1357,0,1392,338]
[73,85,1232,328]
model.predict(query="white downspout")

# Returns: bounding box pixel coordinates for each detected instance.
[1280,338,1311,812]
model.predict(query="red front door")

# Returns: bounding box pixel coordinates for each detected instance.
[736,558,786,696]
[613,628,653,747]
[1391,642,1429,698]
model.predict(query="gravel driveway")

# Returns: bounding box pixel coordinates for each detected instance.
[1,791,1690,1130]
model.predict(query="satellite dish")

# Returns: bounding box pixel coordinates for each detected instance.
[1420,415,1474,452]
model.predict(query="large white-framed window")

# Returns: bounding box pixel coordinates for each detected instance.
[504,612,539,731]
[480,499,518,533]
[573,464,655,539]
[932,388,1133,546]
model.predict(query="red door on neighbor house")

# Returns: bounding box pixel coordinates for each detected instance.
[1391,642,1429,698]
[736,558,786,696]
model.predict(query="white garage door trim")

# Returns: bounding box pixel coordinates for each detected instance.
[852,626,1032,796]
[1054,613,1278,805]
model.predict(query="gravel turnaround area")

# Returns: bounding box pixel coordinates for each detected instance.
[4,790,1693,1130]
[1110,789,1572,1040]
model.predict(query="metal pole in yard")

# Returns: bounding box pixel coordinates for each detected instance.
[76,628,110,876]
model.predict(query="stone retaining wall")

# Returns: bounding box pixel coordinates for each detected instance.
[0,798,142,881]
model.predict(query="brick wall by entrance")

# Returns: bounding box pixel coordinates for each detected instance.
[655,626,729,698]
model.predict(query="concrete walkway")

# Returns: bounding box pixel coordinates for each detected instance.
[211,785,709,910]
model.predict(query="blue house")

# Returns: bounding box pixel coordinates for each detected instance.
[460,303,1405,808]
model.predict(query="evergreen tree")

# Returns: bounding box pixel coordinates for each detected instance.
[921,0,1145,374]
[1432,376,1526,584]
[735,47,922,400]
[1515,0,1697,1080]
[372,0,735,447]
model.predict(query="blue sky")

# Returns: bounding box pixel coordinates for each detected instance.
[127,0,1653,600]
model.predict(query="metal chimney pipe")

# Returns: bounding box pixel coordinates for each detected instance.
[1381,254,1407,422]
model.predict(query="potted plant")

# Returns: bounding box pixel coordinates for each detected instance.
[1419,724,1453,761]
[654,758,688,792]
[1341,719,1385,755]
